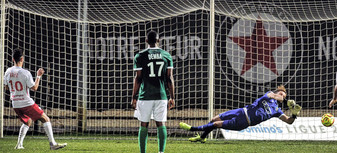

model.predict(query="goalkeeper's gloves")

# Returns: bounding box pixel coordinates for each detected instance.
[287,100,302,116]
[287,100,295,107]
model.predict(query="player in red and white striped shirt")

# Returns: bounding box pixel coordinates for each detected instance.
[3,48,67,150]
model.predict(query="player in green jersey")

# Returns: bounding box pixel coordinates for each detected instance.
[131,31,175,153]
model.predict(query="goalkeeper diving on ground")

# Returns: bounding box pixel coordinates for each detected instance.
[179,85,302,143]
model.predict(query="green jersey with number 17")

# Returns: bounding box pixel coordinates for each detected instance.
[133,47,173,100]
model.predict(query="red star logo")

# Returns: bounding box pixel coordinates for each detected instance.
[229,18,289,76]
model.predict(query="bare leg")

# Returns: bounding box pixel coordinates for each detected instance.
[140,122,149,128]
[155,121,164,127]
[38,113,50,123]
[210,115,222,123]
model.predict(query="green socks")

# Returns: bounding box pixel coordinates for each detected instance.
[138,126,148,153]
[157,126,167,153]
[139,126,167,153]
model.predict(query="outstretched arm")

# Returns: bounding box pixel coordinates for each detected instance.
[131,70,142,109]
[279,115,296,124]
[30,68,44,91]
[167,68,175,110]
[329,85,337,108]
[267,92,284,101]
[30,77,41,91]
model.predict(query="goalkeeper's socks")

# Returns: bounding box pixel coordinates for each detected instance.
[43,122,57,146]
[17,124,29,147]
[191,122,215,131]
[138,126,148,153]
[157,126,167,153]
[201,129,212,139]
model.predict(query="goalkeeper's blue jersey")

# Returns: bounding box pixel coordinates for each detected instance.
[244,91,284,126]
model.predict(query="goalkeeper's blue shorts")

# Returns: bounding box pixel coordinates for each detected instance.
[219,108,249,131]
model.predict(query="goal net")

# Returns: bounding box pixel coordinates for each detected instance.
[1,0,337,140]
[214,1,337,140]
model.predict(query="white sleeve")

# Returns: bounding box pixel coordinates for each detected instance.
[25,71,35,88]
[3,70,8,85]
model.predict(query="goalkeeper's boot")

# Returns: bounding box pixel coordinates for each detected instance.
[189,134,207,143]
[14,144,24,149]
[179,122,191,131]
[50,143,67,150]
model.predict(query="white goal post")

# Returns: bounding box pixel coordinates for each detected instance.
[0,0,6,138]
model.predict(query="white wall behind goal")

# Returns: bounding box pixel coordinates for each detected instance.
[221,117,337,140]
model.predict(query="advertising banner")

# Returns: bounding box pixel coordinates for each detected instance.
[221,117,337,140]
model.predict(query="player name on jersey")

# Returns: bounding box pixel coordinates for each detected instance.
[148,53,162,60]
[10,72,18,78]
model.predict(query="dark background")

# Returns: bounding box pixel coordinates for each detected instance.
[4,7,337,114]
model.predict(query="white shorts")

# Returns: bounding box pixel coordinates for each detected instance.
[134,100,168,122]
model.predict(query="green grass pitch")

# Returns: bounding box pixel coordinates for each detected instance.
[1,137,337,153]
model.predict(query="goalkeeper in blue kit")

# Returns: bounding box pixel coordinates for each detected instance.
[179,85,302,143]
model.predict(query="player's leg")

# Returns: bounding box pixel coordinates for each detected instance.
[179,115,220,143]
[16,119,31,149]
[191,108,243,130]
[186,120,223,143]
[200,108,249,138]
[210,115,222,122]
[200,120,223,138]
[135,100,154,153]
[180,114,223,132]
[219,108,249,131]
[38,113,56,145]
[13,108,32,149]
[153,100,168,153]
[199,117,246,138]
[155,122,166,153]
[183,109,245,143]
[139,122,149,153]
[191,115,221,131]
[38,113,67,150]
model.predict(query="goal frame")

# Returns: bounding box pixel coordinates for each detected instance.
[0,0,6,138]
